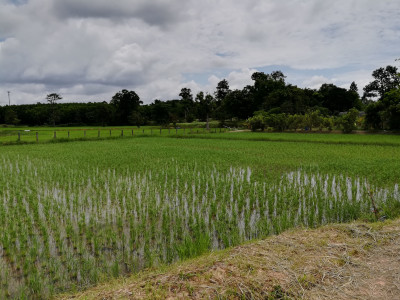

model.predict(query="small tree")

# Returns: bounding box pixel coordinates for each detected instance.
[340,108,359,133]
[303,110,322,132]
[247,114,265,131]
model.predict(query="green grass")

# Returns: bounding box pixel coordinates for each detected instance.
[0,126,225,144]
[0,132,399,298]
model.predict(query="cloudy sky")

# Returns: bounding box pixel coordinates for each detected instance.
[0,0,399,105]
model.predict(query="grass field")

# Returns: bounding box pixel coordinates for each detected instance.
[0,126,227,144]
[0,131,399,298]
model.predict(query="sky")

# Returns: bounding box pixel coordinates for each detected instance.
[0,0,399,105]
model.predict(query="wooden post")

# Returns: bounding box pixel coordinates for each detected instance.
[131,129,133,136]
[197,129,199,133]
[142,129,144,134]
[54,131,56,139]
[18,132,20,141]
[36,132,38,142]
[121,130,124,136]
[110,130,112,136]
[68,131,70,138]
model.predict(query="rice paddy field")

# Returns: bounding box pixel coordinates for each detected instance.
[0,130,400,298]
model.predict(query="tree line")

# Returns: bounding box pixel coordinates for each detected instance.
[0,64,399,130]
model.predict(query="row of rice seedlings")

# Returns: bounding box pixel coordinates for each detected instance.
[0,156,399,298]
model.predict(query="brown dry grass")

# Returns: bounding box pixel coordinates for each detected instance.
[59,219,400,300]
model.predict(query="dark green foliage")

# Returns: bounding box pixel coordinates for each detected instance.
[318,83,361,114]
[339,108,359,133]
[110,90,142,125]
[1,65,398,130]
[363,65,400,130]
[363,65,400,100]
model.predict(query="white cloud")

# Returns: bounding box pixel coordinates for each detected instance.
[0,0,399,105]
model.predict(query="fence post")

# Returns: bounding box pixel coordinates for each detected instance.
[36,132,38,142]
[18,131,20,141]
[68,131,70,138]
[142,129,144,134]
[110,130,112,136]
[54,131,56,139]
[131,129,133,136]
[121,130,124,136]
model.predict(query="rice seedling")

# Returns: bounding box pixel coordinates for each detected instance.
[0,153,398,298]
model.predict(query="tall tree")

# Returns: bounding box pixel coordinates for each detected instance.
[363,65,400,100]
[196,92,215,130]
[179,87,194,122]
[251,71,286,110]
[318,83,361,114]
[46,93,62,126]
[349,81,358,93]
[110,89,142,125]
[214,79,231,104]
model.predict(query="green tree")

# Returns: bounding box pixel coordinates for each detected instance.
[303,110,322,132]
[214,79,231,104]
[196,92,215,130]
[349,81,358,93]
[179,88,194,122]
[247,114,265,131]
[110,90,142,125]
[363,65,400,100]
[339,108,359,133]
[381,88,400,129]
[251,71,286,110]
[318,84,361,114]
[46,93,62,126]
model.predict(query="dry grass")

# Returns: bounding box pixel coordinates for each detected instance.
[59,219,400,300]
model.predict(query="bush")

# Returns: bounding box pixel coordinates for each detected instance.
[339,108,359,133]
[247,115,265,131]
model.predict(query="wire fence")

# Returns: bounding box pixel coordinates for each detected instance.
[2,127,228,144]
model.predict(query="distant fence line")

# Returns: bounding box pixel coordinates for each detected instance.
[15,127,228,142]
